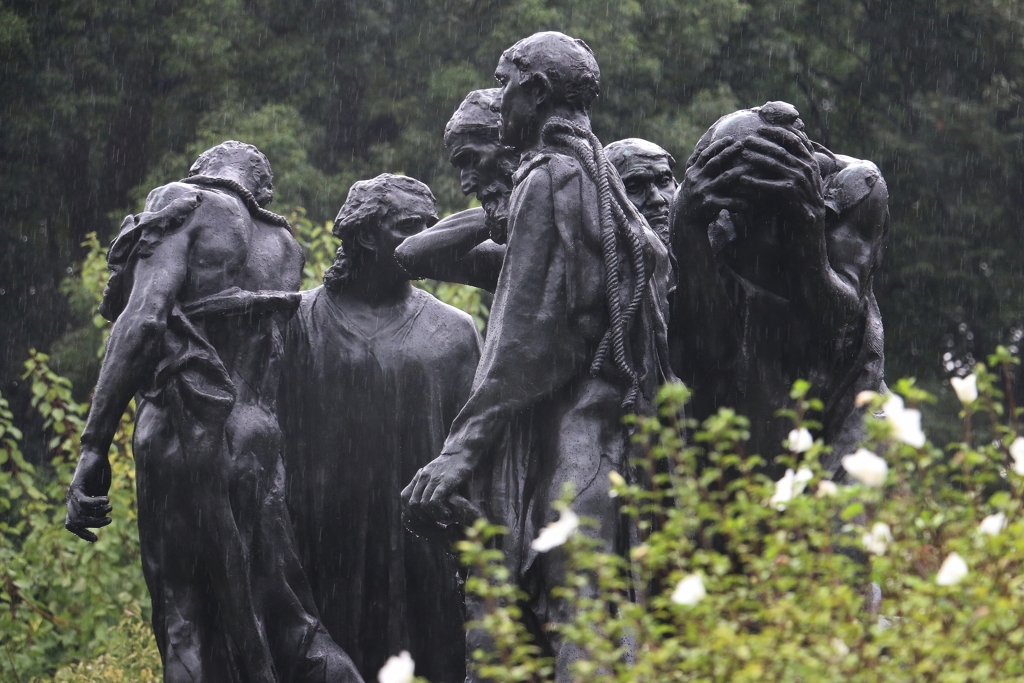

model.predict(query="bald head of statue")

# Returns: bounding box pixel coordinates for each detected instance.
[494,31,600,151]
[605,138,677,241]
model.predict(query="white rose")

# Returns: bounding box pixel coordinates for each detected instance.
[861,522,892,556]
[531,509,579,552]
[883,394,926,448]
[769,467,813,510]
[378,651,415,683]
[936,552,969,586]
[816,480,839,497]
[841,448,889,487]
[1010,437,1024,476]
[671,573,706,606]
[950,374,978,405]
[978,512,1007,536]
[787,427,814,453]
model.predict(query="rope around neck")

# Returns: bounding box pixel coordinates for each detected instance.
[541,118,649,409]
[180,175,292,230]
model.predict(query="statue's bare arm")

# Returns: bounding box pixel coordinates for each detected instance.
[395,207,505,292]
[66,190,200,542]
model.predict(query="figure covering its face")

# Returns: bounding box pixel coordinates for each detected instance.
[324,173,437,290]
[444,89,519,242]
[670,100,888,476]
[605,138,677,241]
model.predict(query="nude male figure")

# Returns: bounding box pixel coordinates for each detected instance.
[66,141,362,683]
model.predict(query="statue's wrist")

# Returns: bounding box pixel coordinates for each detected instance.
[439,447,479,469]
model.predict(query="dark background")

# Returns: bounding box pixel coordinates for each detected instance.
[2,0,1022,441]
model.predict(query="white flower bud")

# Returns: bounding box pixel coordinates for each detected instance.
[1010,437,1024,476]
[841,448,888,487]
[883,394,926,448]
[531,509,579,552]
[950,374,978,405]
[855,390,879,407]
[862,522,892,556]
[787,427,813,453]
[671,573,706,606]
[816,480,839,497]
[936,552,968,586]
[978,512,1006,536]
[378,651,415,683]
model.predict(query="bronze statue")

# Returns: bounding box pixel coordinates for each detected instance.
[65,142,363,682]
[670,102,888,474]
[402,32,675,678]
[395,88,511,291]
[605,138,678,244]
[396,95,678,300]
[278,174,479,683]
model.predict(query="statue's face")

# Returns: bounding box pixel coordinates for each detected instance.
[495,56,537,151]
[447,134,513,201]
[618,157,677,236]
[375,189,438,274]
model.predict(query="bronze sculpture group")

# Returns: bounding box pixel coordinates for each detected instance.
[65,30,888,683]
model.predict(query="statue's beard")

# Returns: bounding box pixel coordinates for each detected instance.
[479,179,512,245]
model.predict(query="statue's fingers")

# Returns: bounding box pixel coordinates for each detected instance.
[737,175,798,196]
[700,141,745,177]
[702,164,755,193]
[80,514,113,529]
[743,138,817,176]
[740,150,813,187]
[693,136,737,169]
[757,126,816,160]
[401,471,422,504]
[65,517,99,543]
[73,491,111,514]
[423,474,455,505]
[405,467,433,506]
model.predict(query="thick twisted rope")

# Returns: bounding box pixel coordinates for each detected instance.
[541,118,649,408]
[180,175,292,230]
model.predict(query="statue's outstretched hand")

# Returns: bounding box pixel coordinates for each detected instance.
[65,448,113,542]
[401,452,476,526]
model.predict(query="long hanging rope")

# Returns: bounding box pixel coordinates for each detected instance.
[541,117,649,409]
[180,175,292,230]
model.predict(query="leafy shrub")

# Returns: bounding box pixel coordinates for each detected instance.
[44,618,160,683]
[0,353,147,683]
[460,349,1024,682]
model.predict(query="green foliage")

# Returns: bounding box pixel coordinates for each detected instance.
[6,0,1023,404]
[43,617,160,683]
[462,350,1024,682]
[0,353,147,683]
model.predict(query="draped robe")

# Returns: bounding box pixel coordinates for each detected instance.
[279,285,480,683]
